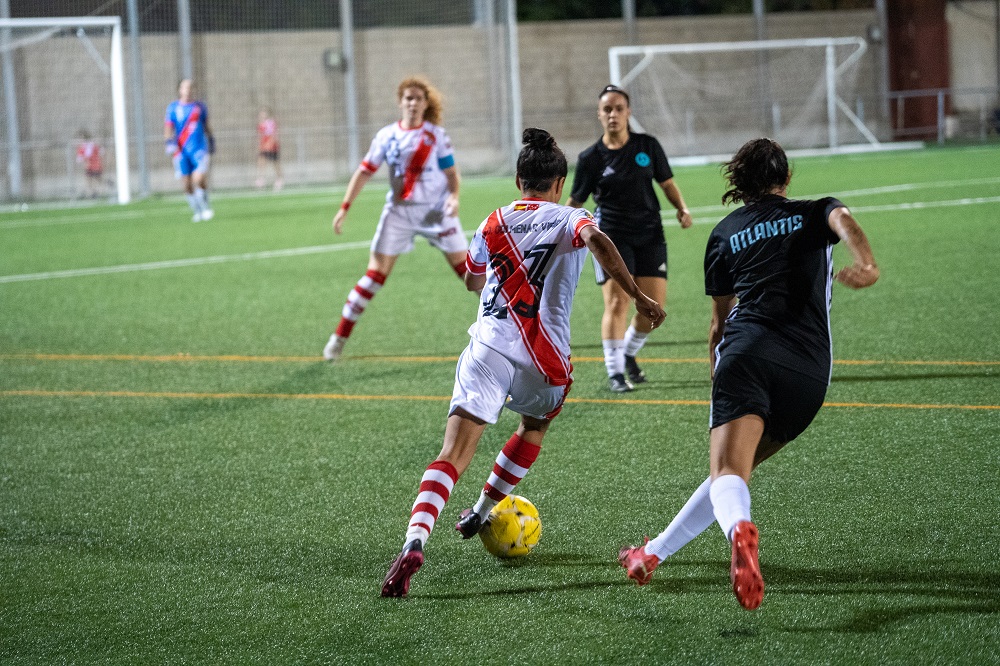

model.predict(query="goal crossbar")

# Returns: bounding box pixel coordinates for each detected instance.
[609,37,876,150]
[0,16,130,203]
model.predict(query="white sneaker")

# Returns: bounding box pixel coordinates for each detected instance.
[201,209,215,221]
[323,334,347,361]
[191,211,203,223]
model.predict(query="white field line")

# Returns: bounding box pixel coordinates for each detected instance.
[0,241,372,284]
[2,193,997,284]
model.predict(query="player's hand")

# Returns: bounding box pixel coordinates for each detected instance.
[835,263,879,289]
[165,141,177,156]
[634,293,666,329]
[677,208,693,229]
[333,209,347,235]
[443,192,459,217]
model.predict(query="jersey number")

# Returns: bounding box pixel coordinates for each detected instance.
[483,244,556,320]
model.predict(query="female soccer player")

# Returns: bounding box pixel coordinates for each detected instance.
[568,84,693,392]
[255,108,283,191]
[323,77,468,361]
[164,79,215,222]
[618,137,879,610]
[381,128,665,598]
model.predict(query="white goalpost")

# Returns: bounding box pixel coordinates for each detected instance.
[609,37,883,159]
[0,16,130,204]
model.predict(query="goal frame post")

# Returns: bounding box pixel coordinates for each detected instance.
[608,36,878,152]
[0,16,130,204]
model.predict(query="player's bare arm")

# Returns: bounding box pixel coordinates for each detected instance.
[464,266,486,293]
[443,166,460,217]
[581,224,666,329]
[333,168,374,234]
[828,207,879,289]
[709,294,737,379]
[660,178,692,228]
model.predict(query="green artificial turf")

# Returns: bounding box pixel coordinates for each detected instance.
[1,145,998,664]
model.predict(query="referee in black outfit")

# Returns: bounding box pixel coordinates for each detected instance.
[618,137,879,610]
[568,84,692,393]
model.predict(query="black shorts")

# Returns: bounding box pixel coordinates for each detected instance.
[710,352,827,444]
[259,150,279,161]
[593,229,667,285]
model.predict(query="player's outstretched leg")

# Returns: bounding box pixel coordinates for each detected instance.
[455,433,541,539]
[381,540,424,598]
[618,537,660,585]
[730,520,763,610]
[324,269,386,361]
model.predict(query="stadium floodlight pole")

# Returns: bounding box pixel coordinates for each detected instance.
[340,0,360,171]
[176,0,192,80]
[506,0,523,171]
[0,0,22,199]
[127,0,150,197]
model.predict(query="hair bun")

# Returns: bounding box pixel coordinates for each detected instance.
[522,127,554,150]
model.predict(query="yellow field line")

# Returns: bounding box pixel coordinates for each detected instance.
[1,353,998,367]
[1,389,997,411]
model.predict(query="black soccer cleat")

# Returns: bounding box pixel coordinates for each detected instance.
[455,508,486,539]
[381,539,424,598]
[608,373,634,393]
[624,355,647,384]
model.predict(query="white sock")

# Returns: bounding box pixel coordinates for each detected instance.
[472,491,497,521]
[603,339,625,376]
[623,325,649,357]
[185,193,199,212]
[195,187,209,211]
[644,477,716,561]
[710,474,752,541]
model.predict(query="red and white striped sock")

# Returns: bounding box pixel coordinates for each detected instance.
[335,269,386,339]
[472,435,541,519]
[404,460,459,546]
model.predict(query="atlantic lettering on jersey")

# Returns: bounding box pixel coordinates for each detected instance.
[728,215,803,253]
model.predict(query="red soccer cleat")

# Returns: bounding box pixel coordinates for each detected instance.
[618,538,660,586]
[381,540,424,598]
[730,521,764,610]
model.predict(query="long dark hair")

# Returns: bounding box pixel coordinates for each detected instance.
[516,128,567,193]
[721,138,790,205]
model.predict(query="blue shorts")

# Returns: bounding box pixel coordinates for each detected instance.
[174,150,210,177]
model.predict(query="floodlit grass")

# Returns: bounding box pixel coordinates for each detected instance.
[1,145,998,664]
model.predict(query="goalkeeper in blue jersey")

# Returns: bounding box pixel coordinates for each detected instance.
[164,79,215,222]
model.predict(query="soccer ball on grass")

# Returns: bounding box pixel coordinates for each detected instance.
[479,495,541,558]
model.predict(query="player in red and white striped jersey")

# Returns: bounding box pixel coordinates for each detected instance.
[381,128,665,598]
[323,77,470,362]
[75,130,104,199]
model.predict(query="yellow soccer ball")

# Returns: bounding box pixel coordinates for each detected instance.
[479,495,541,558]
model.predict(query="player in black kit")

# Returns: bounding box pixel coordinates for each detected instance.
[568,85,693,393]
[618,138,879,611]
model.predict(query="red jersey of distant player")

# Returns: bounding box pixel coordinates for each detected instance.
[76,140,104,176]
[258,117,279,157]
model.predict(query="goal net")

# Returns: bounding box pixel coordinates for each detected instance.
[0,17,130,204]
[609,37,881,159]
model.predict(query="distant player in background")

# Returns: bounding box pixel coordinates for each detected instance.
[75,129,104,199]
[255,108,283,191]
[380,128,666,598]
[618,138,879,610]
[568,84,693,393]
[323,77,468,361]
[164,78,215,222]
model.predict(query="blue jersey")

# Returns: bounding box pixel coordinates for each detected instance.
[165,100,209,156]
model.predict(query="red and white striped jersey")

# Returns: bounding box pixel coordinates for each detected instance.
[465,199,597,386]
[257,118,279,152]
[360,121,455,206]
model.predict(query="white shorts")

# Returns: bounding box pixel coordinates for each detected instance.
[371,202,467,256]
[449,338,570,424]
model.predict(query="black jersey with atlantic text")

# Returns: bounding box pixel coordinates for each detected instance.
[570,133,673,236]
[704,194,844,384]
